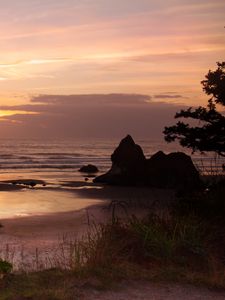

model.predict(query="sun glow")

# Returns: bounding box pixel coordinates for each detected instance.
[0,110,38,118]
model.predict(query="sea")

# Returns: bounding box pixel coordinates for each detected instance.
[0,138,224,184]
[0,138,224,268]
[0,138,224,220]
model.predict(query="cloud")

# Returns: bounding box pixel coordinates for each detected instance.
[154,94,185,99]
[26,58,72,65]
[0,58,72,67]
[0,110,38,118]
[0,94,187,139]
[30,93,152,106]
[0,0,224,98]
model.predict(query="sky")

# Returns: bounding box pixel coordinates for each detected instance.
[0,0,224,139]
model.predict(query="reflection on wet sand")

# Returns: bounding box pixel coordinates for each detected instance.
[0,180,175,270]
[0,186,104,219]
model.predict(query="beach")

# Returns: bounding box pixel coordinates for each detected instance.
[0,137,179,269]
[1,183,225,300]
[0,180,175,269]
[0,137,223,271]
[0,138,224,298]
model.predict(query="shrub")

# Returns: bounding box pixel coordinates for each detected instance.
[174,179,225,218]
[0,259,13,275]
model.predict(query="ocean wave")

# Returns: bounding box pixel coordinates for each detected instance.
[0,154,15,158]
[26,152,98,157]
[0,165,79,169]
[0,139,224,178]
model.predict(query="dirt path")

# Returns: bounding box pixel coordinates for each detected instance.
[81,281,225,300]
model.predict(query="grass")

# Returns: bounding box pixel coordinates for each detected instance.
[0,260,12,278]
[1,213,224,299]
[0,178,225,299]
[175,179,225,218]
[0,269,78,300]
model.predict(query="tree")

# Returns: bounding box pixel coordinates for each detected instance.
[163,62,225,157]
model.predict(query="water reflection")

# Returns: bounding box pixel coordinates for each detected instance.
[0,189,103,219]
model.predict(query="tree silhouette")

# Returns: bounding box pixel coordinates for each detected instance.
[163,62,225,157]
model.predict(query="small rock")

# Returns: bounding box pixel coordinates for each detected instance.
[79,164,99,173]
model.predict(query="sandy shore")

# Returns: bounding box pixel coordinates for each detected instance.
[0,206,110,269]
[0,182,175,269]
[0,185,174,242]
[1,184,224,299]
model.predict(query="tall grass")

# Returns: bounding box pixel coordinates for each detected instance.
[1,180,225,296]
[174,178,225,219]
[0,211,224,299]
[0,214,208,271]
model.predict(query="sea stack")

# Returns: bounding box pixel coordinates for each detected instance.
[94,135,146,185]
[145,151,200,188]
[94,135,200,188]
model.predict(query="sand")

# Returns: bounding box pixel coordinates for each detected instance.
[0,202,110,251]
[81,281,225,300]
[0,183,225,299]
[0,184,174,244]
[0,183,174,269]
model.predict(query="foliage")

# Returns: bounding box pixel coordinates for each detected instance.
[70,214,207,271]
[201,62,225,106]
[0,259,12,275]
[0,209,225,298]
[174,179,225,218]
[163,62,225,157]
[128,214,207,262]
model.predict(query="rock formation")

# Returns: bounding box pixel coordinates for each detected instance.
[94,135,200,188]
[94,135,146,185]
[146,151,200,188]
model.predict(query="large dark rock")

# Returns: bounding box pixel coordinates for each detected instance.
[79,164,99,173]
[94,135,146,185]
[94,135,200,188]
[145,151,200,188]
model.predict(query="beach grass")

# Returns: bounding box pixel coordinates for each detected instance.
[0,178,225,299]
[0,218,225,300]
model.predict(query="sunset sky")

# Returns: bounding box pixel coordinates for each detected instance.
[0,0,224,138]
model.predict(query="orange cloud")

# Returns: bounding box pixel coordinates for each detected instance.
[0,0,224,107]
[0,110,38,118]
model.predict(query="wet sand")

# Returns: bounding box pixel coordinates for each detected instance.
[0,182,175,240]
[0,181,175,269]
[0,205,106,244]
